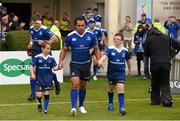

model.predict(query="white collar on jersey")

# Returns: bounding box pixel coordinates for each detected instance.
[36,54,50,60]
[109,46,127,53]
[75,30,88,37]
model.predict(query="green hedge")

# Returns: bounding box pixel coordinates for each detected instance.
[1,30,61,51]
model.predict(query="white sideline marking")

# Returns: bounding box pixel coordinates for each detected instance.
[0,98,180,107]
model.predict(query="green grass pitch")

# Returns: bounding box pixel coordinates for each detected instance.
[0,76,180,120]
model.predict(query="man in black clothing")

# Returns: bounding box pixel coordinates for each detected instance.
[144,23,173,107]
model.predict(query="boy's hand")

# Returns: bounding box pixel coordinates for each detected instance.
[31,74,36,80]
[58,61,64,70]
[128,71,132,77]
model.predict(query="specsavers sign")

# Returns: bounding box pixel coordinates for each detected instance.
[0,51,63,85]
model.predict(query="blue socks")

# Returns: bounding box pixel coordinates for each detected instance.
[71,89,78,108]
[118,93,125,109]
[44,95,49,111]
[108,92,114,104]
[79,90,86,107]
[30,79,36,96]
[93,64,98,76]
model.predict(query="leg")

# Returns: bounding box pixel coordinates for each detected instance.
[79,80,87,107]
[127,40,132,57]
[150,64,161,104]
[71,77,80,109]
[116,83,126,115]
[28,78,36,101]
[36,91,43,112]
[28,57,36,101]
[93,56,98,80]
[136,53,141,76]
[43,91,50,114]
[143,56,150,79]
[107,84,115,111]
[160,63,173,107]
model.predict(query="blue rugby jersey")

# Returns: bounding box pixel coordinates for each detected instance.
[29,25,54,56]
[86,27,102,41]
[105,46,131,79]
[101,28,108,37]
[64,30,97,63]
[92,14,102,23]
[31,54,57,87]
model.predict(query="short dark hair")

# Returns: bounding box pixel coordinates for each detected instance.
[93,8,98,12]
[74,17,86,25]
[114,32,124,40]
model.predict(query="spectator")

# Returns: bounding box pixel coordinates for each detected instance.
[42,12,53,28]
[9,15,25,31]
[120,16,134,55]
[92,8,102,23]
[144,21,173,107]
[164,16,179,40]
[134,25,144,76]
[81,8,93,20]
[153,18,166,34]
[83,11,94,28]
[59,12,71,37]
[50,20,62,49]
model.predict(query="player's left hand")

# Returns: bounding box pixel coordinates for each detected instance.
[128,71,132,77]
[31,74,36,80]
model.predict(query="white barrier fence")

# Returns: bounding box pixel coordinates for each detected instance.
[171,52,180,81]
[0,51,63,85]
[170,52,180,93]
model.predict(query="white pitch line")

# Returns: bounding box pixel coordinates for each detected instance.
[0,98,180,107]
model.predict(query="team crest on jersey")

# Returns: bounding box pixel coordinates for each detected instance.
[31,31,33,34]
[38,60,42,63]
[86,36,91,41]
[48,59,51,63]
[111,52,116,56]
[72,38,77,41]
[95,31,98,34]
[39,31,42,36]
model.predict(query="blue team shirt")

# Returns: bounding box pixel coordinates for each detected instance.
[31,54,57,87]
[65,30,97,63]
[86,27,102,41]
[101,28,108,37]
[29,25,54,56]
[92,15,102,23]
[134,32,144,53]
[105,46,131,79]
[164,21,179,40]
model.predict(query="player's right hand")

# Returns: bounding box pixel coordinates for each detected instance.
[58,61,64,70]
[31,74,36,80]
[97,61,103,66]
[28,42,33,49]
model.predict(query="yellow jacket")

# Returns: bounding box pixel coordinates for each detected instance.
[43,18,53,28]
[50,25,63,49]
[59,19,70,30]
[154,22,166,34]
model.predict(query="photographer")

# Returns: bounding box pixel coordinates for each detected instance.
[144,22,178,107]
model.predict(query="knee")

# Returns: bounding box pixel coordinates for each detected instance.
[108,86,114,93]
[72,83,79,90]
